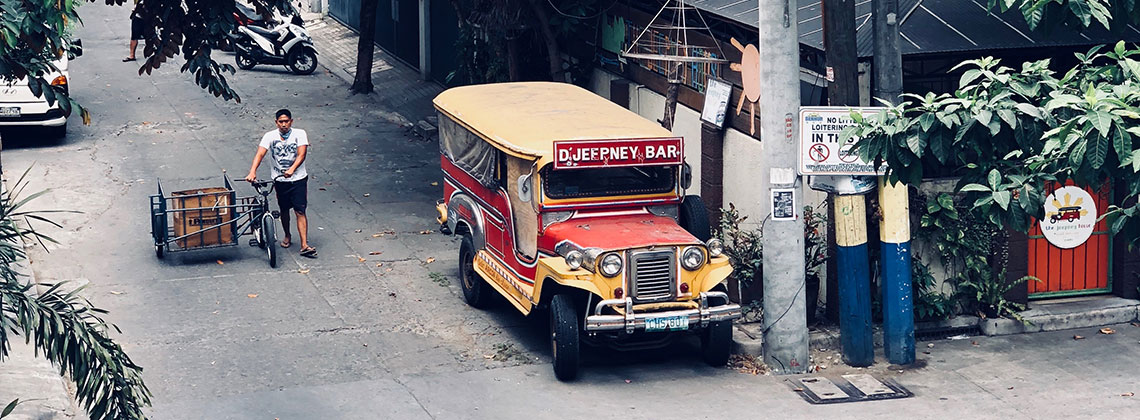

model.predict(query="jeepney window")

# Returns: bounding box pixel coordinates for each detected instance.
[542,165,675,199]
[438,115,498,189]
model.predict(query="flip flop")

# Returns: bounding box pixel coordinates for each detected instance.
[280,238,292,248]
[122,57,136,62]
[300,247,317,258]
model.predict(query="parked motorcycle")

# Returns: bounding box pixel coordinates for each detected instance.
[232,20,318,75]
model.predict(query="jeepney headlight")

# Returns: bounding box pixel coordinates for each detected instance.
[681,246,705,271]
[706,238,724,258]
[599,253,622,277]
[565,250,584,270]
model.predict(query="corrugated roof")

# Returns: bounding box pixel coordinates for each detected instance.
[687,0,1140,57]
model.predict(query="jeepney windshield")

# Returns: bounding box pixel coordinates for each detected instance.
[542,165,675,199]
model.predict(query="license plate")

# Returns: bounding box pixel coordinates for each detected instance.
[645,315,689,332]
[0,107,19,117]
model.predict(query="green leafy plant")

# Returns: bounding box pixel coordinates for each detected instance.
[716,203,763,292]
[842,42,1140,246]
[911,260,953,321]
[959,270,1039,323]
[0,169,151,419]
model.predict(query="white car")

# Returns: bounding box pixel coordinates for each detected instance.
[0,54,72,138]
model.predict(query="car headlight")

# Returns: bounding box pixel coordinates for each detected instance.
[681,246,706,271]
[565,250,584,270]
[706,238,724,258]
[599,253,623,277]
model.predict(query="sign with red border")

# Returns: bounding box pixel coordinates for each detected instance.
[553,138,683,170]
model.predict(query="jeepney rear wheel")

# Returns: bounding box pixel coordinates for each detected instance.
[550,294,580,381]
[459,234,493,308]
[701,320,731,366]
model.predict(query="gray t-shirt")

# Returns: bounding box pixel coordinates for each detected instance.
[259,128,309,181]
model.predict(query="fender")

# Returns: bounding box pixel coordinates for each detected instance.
[533,257,605,306]
[282,38,312,55]
[238,27,275,55]
[447,193,486,250]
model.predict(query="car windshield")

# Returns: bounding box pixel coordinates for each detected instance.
[542,165,675,199]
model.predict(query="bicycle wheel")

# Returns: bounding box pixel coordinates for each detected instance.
[262,215,278,268]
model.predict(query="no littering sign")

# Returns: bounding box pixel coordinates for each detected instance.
[798,107,888,176]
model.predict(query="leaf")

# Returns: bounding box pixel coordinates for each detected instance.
[1101,327,1116,334]
[247,294,258,298]
[1089,111,1113,138]
[919,113,937,132]
[1070,140,1087,170]
[1089,135,1110,169]
[2,399,18,417]
[216,260,224,265]
[1115,123,1134,160]
[976,109,993,128]
[938,193,955,210]
[988,169,1002,189]
[368,251,383,255]
[960,69,984,87]
[906,133,926,156]
[298,269,311,274]
[998,109,1018,129]
[1068,0,1092,27]
[960,183,992,192]
[993,191,1012,210]
[426,257,436,264]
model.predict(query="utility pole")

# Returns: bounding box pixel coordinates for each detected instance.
[759,0,808,375]
[872,0,915,365]
[824,0,872,367]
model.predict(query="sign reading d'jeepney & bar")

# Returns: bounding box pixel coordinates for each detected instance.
[798,107,888,176]
[554,138,683,169]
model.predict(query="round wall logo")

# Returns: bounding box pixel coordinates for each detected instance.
[1040,186,1097,249]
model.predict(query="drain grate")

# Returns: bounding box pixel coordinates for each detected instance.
[789,374,912,404]
[916,324,980,341]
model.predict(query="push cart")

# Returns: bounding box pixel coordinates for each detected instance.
[150,174,281,267]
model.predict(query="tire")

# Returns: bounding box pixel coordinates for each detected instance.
[680,195,711,241]
[262,215,277,268]
[236,51,256,70]
[701,320,732,366]
[550,294,581,381]
[47,124,66,139]
[154,243,164,259]
[287,47,318,75]
[459,234,493,308]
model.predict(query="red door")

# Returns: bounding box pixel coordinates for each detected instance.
[1027,183,1111,297]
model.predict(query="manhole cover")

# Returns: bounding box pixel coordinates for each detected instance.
[789,374,912,404]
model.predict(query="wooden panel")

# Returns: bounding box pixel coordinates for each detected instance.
[1027,182,1112,296]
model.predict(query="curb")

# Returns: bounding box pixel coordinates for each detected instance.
[979,301,1140,336]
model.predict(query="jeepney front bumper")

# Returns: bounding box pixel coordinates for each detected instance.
[585,291,741,334]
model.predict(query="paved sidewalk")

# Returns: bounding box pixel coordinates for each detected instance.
[300,6,444,127]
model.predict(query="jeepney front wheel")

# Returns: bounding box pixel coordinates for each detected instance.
[701,320,731,366]
[459,234,493,308]
[550,294,580,381]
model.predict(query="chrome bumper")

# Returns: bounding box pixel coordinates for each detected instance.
[585,291,741,334]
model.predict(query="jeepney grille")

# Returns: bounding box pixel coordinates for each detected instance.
[630,250,675,302]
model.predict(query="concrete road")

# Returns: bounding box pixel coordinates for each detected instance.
[3,4,1140,420]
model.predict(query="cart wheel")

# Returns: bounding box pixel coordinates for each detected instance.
[262,215,277,268]
[155,243,165,259]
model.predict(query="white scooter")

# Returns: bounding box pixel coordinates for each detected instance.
[233,21,318,75]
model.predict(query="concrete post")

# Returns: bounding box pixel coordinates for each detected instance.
[759,0,808,375]
[834,194,873,366]
[872,0,915,365]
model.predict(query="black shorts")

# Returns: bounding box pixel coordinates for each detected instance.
[130,18,153,40]
[275,177,308,214]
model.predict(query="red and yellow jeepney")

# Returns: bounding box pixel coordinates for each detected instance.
[434,82,740,380]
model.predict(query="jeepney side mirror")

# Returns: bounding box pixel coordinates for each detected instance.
[517,173,533,203]
[681,163,692,190]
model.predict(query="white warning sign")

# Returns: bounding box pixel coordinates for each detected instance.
[798,107,888,175]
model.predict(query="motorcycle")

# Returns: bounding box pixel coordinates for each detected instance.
[232,20,318,75]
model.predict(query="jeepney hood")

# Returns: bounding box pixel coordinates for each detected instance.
[543,212,698,250]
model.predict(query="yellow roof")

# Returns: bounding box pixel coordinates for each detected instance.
[433,82,675,161]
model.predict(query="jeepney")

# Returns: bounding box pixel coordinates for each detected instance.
[434,82,741,381]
